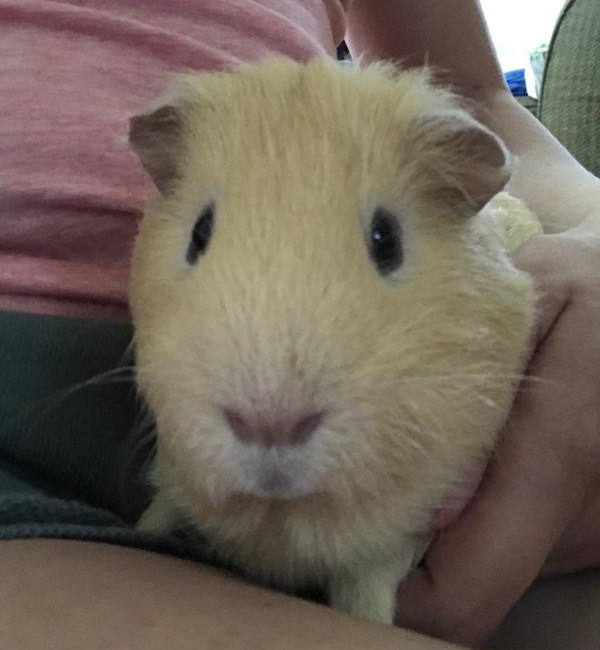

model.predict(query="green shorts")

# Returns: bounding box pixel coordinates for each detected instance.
[0,309,213,562]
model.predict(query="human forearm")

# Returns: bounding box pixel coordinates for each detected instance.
[0,539,465,650]
[345,0,506,90]
[467,88,600,233]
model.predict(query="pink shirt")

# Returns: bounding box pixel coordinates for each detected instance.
[0,0,347,320]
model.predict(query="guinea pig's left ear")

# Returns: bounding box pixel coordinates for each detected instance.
[413,110,513,216]
[129,103,185,194]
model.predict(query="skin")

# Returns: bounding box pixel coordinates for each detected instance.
[0,539,464,650]
[347,0,600,647]
[489,568,600,650]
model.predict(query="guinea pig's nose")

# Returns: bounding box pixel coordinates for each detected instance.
[224,408,323,447]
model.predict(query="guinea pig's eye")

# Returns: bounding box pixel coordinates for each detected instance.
[369,207,403,275]
[186,202,215,264]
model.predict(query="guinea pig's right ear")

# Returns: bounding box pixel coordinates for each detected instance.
[129,103,185,194]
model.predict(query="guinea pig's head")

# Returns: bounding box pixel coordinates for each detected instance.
[128,58,530,526]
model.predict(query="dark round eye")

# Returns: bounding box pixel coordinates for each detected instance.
[187,202,215,264]
[369,207,403,275]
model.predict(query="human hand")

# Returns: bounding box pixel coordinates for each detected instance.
[394,217,600,648]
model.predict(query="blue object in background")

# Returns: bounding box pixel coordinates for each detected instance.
[504,68,528,97]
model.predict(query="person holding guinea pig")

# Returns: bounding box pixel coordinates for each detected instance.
[1,2,599,650]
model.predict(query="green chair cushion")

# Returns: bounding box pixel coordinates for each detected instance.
[538,0,600,178]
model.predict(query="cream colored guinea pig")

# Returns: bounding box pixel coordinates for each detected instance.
[128,57,541,625]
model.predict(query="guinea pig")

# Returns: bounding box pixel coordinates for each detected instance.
[128,57,540,625]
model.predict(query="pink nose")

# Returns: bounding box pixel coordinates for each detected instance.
[224,408,323,447]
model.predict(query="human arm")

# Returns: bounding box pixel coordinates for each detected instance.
[0,539,466,650]
[345,0,600,233]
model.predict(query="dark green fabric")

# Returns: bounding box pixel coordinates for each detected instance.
[0,310,211,562]
[0,310,144,520]
[538,0,600,178]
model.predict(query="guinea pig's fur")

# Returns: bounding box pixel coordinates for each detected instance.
[128,57,539,624]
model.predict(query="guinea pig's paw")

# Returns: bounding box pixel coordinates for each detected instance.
[328,548,421,625]
[329,565,399,625]
[137,491,181,534]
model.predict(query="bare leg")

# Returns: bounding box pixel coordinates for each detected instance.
[0,539,466,650]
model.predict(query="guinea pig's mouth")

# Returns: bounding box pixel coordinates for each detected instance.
[228,443,327,500]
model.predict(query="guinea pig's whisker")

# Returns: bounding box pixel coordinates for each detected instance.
[411,371,549,393]
[401,363,523,378]
[127,408,158,457]
[71,365,137,389]
[116,408,159,506]
[395,407,448,448]
[28,365,137,433]
[400,432,431,455]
